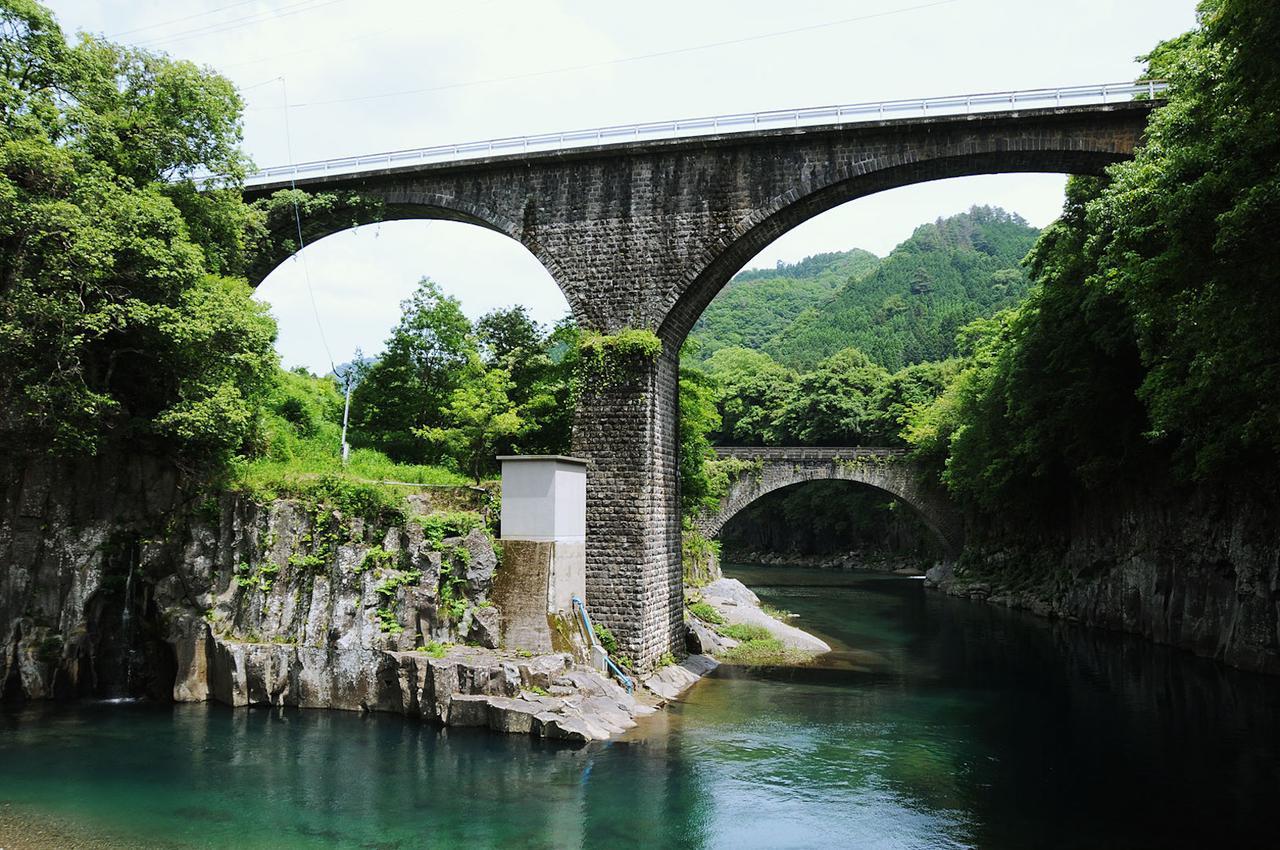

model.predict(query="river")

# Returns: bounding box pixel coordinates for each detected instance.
[2,565,1278,849]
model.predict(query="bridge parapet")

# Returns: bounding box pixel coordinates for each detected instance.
[712,446,905,463]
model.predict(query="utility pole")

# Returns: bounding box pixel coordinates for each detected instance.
[340,370,353,465]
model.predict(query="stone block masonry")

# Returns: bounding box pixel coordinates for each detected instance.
[245,102,1156,669]
[696,448,964,556]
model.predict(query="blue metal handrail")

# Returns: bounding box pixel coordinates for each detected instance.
[571,595,633,695]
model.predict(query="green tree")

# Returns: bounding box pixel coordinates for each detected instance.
[0,0,275,461]
[907,0,1280,515]
[348,278,475,463]
[513,316,579,455]
[417,360,522,483]
[1087,0,1280,479]
[777,348,889,445]
[678,363,722,517]
[702,347,793,445]
[474,307,578,456]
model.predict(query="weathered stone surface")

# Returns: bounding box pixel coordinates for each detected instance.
[928,486,1280,675]
[457,528,499,593]
[643,655,719,701]
[686,618,733,656]
[446,694,490,727]
[701,580,831,653]
[466,604,501,649]
[519,653,573,691]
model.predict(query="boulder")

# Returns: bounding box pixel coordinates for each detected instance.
[686,617,727,655]
[519,653,572,691]
[643,655,718,701]
[467,605,501,649]
[446,694,490,727]
[452,528,498,594]
[533,712,593,743]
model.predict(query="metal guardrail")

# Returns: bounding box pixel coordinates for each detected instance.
[571,595,633,694]
[713,446,906,461]
[242,80,1167,186]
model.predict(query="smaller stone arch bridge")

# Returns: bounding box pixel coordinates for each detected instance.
[695,447,963,554]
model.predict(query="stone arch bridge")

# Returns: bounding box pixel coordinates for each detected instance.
[242,88,1159,667]
[695,447,963,555]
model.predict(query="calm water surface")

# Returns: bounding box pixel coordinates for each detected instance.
[3,566,1278,849]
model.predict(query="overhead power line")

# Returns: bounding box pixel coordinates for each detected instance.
[277,0,963,110]
[129,0,354,49]
[216,0,502,71]
[109,0,263,38]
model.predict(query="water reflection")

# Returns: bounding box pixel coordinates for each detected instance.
[2,568,1277,849]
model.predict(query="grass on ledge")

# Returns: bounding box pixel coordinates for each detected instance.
[718,635,817,666]
[715,623,818,666]
[224,397,475,520]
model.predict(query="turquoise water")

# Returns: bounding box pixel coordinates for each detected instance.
[3,567,1279,849]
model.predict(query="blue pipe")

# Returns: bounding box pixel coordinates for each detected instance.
[571,595,633,695]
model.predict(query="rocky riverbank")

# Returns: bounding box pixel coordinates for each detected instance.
[685,577,830,664]
[924,484,1280,676]
[723,548,929,574]
[0,455,723,741]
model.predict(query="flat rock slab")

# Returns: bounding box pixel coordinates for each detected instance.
[702,578,831,652]
[643,654,719,700]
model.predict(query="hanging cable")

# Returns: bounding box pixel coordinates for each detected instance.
[277,76,356,462]
[109,0,262,38]
[130,0,354,49]
[278,76,336,374]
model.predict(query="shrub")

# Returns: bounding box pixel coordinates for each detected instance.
[594,624,619,655]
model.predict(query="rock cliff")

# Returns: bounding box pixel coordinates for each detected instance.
[0,454,669,740]
[927,484,1280,675]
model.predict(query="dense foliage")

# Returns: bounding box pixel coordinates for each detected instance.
[347,281,578,480]
[905,0,1280,515]
[687,208,1037,373]
[0,0,275,461]
[687,249,878,363]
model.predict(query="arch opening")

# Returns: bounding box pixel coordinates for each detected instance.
[719,479,946,569]
[245,190,583,330]
[698,454,963,557]
[661,150,1129,350]
[254,218,572,375]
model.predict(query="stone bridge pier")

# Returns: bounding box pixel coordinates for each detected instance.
[244,101,1155,668]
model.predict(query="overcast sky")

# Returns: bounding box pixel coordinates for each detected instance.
[50,0,1199,372]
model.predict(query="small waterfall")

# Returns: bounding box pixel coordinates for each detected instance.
[119,553,136,695]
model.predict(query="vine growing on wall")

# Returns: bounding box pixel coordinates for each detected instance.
[576,328,663,390]
[702,456,764,512]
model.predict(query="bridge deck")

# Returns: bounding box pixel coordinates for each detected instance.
[242,81,1165,188]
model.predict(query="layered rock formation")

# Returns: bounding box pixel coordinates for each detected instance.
[927,485,1280,675]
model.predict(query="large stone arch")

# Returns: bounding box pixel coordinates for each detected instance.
[659,134,1135,348]
[696,451,963,555]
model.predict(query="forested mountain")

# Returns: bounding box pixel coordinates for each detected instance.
[685,207,1037,371]
[686,249,879,362]
[763,207,1040,370]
